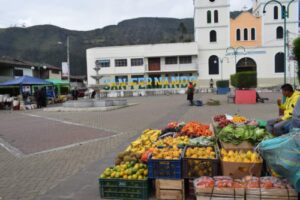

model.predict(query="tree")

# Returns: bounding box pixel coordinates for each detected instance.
[293,37,300,84]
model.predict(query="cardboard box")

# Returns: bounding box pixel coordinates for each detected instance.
[221,161,262,179]
[220,141,254,150]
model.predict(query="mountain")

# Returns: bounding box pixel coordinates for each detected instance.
[0,17,194,76]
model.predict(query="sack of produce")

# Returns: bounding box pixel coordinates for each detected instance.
[257,132,300,192]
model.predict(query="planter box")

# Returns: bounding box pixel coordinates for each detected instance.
[235,90,256,104]
[217,87,230,95]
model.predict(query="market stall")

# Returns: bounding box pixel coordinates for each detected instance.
[0,75,53,109]
[98,116,299,200]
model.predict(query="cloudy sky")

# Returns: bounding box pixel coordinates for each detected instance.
[0,0,253,31]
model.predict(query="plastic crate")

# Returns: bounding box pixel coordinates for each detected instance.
[99,178,148,200]
[148,155,182,179]
[182,146,220,179]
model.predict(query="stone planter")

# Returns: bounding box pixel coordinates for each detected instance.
[112,99,128,106]
[93,100,113,107]
[63,100,93,108]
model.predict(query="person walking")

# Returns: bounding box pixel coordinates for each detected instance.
[187,82,196,106]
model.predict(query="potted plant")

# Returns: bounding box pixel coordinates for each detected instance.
[230,71,257,104]
[216,80,230,94]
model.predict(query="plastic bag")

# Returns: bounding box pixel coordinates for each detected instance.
[257,131,300,192]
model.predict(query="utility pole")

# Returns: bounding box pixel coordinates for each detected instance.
[67,36,70,83]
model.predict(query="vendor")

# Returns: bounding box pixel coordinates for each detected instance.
[266,84,300,136]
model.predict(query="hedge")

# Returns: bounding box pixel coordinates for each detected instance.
[230,71,257,89]
[216,80,229,88]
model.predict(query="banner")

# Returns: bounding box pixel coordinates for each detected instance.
[62,62,69,77]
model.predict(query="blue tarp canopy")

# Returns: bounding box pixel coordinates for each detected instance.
[0,75,51,86]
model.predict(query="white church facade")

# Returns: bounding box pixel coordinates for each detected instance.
[86,0,299,88]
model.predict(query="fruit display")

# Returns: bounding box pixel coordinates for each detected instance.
[213,114,233,128]
[151,146,182,160]
[195,176,296,190]
[154,135,189,147]
[185,146,216,159]
[260,177,285,189]
[115,151,141,165]
[231,115,247,123]
[125,129,161,154]
[183,146,218,177]
[100,161,148,180]
[180,121,213,137]
[161,122,185,134]
[218,124,273,145]
[221,149,262,163]
[194,176,214,188]
[189,136,215,146]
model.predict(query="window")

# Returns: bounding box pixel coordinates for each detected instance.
[276,26,283,39]
[131,75,144,83]
[95,59,110,68]
[210,30,217,42]
[115,59,127,67]
[209,55,219,75]
[274,6,278,19]
[244,29,248,40]
[275,52,284,73]
[207,11,212,23]
[179,56,192,64]
[52,70,60,74]
[165,57,178,64]
[214,10,218,23]
[236,29,241,41]
[14,69,23,76]
[115,76,128,83]
[131,58,143,66]
[251,28,256,40]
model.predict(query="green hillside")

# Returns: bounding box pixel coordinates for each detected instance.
[0,17,194,76]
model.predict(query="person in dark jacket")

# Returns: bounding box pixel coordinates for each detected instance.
[187,82,196,106]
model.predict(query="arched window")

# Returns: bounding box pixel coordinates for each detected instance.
[251,28,255,40]
[275,52,284,73]
[244,29,248,40]
[209,55,219,75]
[214,10,218,23]
[274,6,278,19]
[207,11,212,23]
[276,26,283,39]
[210,30,217,42]
[236,29,241,41]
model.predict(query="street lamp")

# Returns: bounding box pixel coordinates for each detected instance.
[226,46,246,71]
[263,0,295,84]
[219,57,229,80]
[58,35,71,83]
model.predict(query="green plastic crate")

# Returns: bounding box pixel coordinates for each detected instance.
[99,178,149,200]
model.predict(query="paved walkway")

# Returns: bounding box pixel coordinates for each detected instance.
[0,93,279,200]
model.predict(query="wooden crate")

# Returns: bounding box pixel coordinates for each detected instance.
[156,179,185,200]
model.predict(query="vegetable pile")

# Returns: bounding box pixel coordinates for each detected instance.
[189,136,216,146]
[213,115,233,128]
[180,122,212,137]
[218,124,273,145]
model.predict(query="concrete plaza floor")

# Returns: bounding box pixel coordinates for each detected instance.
[0,92,280,200]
